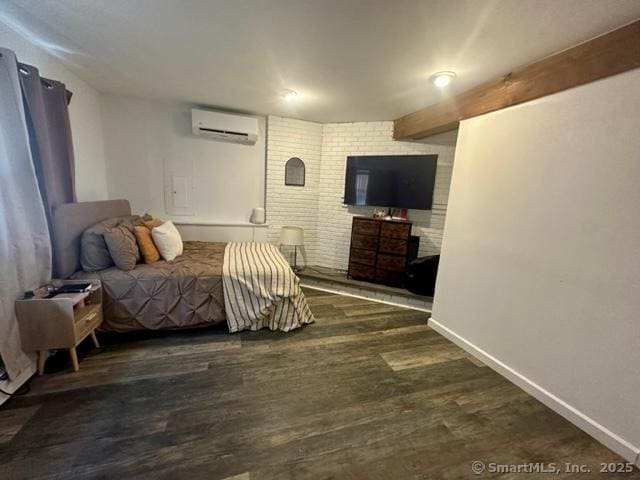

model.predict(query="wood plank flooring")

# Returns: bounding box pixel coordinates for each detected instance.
[0,288,636,479]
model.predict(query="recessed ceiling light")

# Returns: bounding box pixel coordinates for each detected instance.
[281,89,298,102]
[430,71,456,88]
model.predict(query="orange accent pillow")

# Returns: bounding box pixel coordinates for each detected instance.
[133,226,161,264]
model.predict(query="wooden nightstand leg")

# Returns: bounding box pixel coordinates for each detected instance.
[69,348,79,372]
[90,331,100,348]
[37,350,47,375]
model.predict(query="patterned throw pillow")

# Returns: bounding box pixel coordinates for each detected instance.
[103,224,141,271]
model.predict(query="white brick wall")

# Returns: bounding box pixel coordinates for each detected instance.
[266,117,456,270]
[266,116,323,265]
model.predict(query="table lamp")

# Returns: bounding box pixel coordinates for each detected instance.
[279,226,304,272]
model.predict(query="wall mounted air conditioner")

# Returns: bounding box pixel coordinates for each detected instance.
[191,109,258,145]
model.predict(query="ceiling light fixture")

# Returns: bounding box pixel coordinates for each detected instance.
[281,89,298,102]
[430,71,456,88]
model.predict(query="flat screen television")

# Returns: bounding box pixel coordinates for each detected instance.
[343,154,438,210]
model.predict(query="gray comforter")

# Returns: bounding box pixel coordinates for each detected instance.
[73,241,226,332]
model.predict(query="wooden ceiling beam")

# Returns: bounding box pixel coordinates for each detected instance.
[393,20,640,140]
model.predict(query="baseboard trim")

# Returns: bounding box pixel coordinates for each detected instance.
[428,317,640,466]
[301,283,431,313]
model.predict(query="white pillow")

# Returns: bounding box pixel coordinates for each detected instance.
[151,220,183,261]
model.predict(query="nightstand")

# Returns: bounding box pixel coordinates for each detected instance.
[15,280,103,373]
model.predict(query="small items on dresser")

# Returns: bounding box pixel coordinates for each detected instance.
[15,280,103,374]
[372,208,387,219]
[392,208,408,220]
[373,208,408,221]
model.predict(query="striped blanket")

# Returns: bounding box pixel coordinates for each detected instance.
[222,242,315,333]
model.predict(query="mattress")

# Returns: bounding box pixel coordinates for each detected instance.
[73,241,226,332]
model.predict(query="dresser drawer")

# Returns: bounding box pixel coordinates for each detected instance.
[378,237,408,255]
[351,234,378,250]
[349,263,375,280]
[352,218,380,236]
[377,254,406,271]
[380,222,411,239]
[74,304,102,341]
[349,248,376,266]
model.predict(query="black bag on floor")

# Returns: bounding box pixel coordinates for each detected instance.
[404,255,440,296]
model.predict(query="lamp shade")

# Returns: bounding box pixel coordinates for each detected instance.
[279,226,304,246]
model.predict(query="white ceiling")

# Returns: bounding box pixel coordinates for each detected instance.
[1,0,639,123]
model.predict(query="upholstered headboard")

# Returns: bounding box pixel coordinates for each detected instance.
[51,199,131,278]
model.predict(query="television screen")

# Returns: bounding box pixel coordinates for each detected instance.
[343,155,438,210]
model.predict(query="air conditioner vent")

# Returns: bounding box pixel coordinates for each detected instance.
[197,127,250,138]
[191,109,258,145]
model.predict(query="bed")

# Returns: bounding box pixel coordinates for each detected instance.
[51,200,314,333]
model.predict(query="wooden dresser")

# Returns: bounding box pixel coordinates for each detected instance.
[348,217,418,287]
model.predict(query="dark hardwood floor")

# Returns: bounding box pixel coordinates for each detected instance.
[0,288,636,479]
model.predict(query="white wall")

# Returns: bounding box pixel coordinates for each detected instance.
[176,223,268,243]
[100,95,266,239]
[266,116,323,264]
[432,69,640,464]
[0,23,108,201]
[317,122,455,270]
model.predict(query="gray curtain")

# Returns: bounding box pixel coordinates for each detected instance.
[0,47,52,394]
[18,61,76,229]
